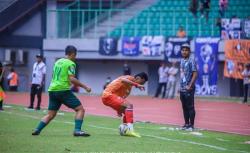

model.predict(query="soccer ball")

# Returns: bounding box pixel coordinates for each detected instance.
[119,124,129,136]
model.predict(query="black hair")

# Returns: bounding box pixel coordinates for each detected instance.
[65,45,77,55]
[135,72,148,82]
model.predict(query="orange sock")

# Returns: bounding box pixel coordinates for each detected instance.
[123,106,133,123]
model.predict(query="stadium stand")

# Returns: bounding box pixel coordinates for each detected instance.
[109,0,250,37]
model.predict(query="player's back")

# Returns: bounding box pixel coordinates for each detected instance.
[48,58,76,92]
[102,75,134,98]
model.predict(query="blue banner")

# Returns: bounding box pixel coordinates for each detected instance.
[221,18,241,39]
[140,36,164,56]
[164,37,189,62]
[99,37,118,56]
[121,37,140,56]
[195,38,220,95]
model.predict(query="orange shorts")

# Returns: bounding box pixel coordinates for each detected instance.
[102,94,125,113]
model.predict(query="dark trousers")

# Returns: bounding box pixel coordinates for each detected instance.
[243,84,249,102]
[180,90,196,126]
[9,86,18,91]
[29,84,43,108]
[154,82,167,98]
[0,100,3,110]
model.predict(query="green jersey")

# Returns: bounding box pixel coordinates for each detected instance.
[48,58,76,91]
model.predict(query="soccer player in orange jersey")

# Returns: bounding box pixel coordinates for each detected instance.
[102,72,148,137]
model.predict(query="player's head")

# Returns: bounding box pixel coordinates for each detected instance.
[65,45,77,60]
[181,43,191,58]
[36,54,43,63]
[10,67,15,72]
[134,72,148,85]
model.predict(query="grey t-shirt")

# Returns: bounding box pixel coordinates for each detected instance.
[180,57,197,92]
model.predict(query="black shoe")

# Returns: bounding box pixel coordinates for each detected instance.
[185,125,194,131]
[242,100,247,104]
[35,107,40,110]
[0,108,3,111]
[181,124,189,130]
[73,131,90,137]
[32,130,40,136]
[28,106,33,109]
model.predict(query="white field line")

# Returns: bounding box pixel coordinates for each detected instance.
[1,111,249,153]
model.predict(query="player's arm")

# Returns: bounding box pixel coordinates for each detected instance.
[121,78,145,91]
[187,71,198,91]
[187,59,198,91]
[41,65,46,86]
[69,75,91,93]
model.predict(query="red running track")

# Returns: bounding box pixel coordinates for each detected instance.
[4,92,250,136]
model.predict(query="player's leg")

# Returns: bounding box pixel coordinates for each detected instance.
[121,101,141,137]
[154,83,162,98]
[32,110,58,135]
[29,84,36,109]
[0,86,5,110]
[243,84,248,103]
[0,100,3,110]
[62,91,90,137]
[162,82,167,98]
[36,86,42,110]
[180,92,190,129]
[32,91,61,135]
[186,91,195,130]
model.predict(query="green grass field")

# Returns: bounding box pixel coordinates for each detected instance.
[0,105,250,153]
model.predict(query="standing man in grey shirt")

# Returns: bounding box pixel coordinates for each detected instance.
[179,44,198,131]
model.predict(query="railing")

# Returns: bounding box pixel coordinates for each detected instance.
[47,8,247,39]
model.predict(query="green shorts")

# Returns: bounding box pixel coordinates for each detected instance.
[48,90,81,111]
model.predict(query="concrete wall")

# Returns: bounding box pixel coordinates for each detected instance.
[43,50,150,95]
[13,12,42,36]
[0,48,40,92]
[77,60,148,95]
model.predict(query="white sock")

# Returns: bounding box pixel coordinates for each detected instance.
[127,123,134,131]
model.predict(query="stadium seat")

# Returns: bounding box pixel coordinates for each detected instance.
[109,0,249,37]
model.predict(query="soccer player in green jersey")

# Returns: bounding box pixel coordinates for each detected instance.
[32,45,92,137]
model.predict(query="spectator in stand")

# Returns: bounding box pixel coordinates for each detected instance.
[189,0,199,20]
[219,0,228,17]
[166,62,179,99]
[242,63,250,103]
[123,62,131,75]
[7,67,19,91]
[154,62,169,99]
[177,26,186,38]
[200,0,210,23]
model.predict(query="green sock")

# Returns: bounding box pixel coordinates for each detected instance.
[36,121,47,132]
[75,119,83,132]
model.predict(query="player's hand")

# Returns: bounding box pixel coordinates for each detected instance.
[186,85,192,91]
[137,84,145,91]
[117,111,122,117]
[85,87,91,93]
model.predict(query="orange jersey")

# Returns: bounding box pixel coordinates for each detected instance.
[102,75,135,98]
